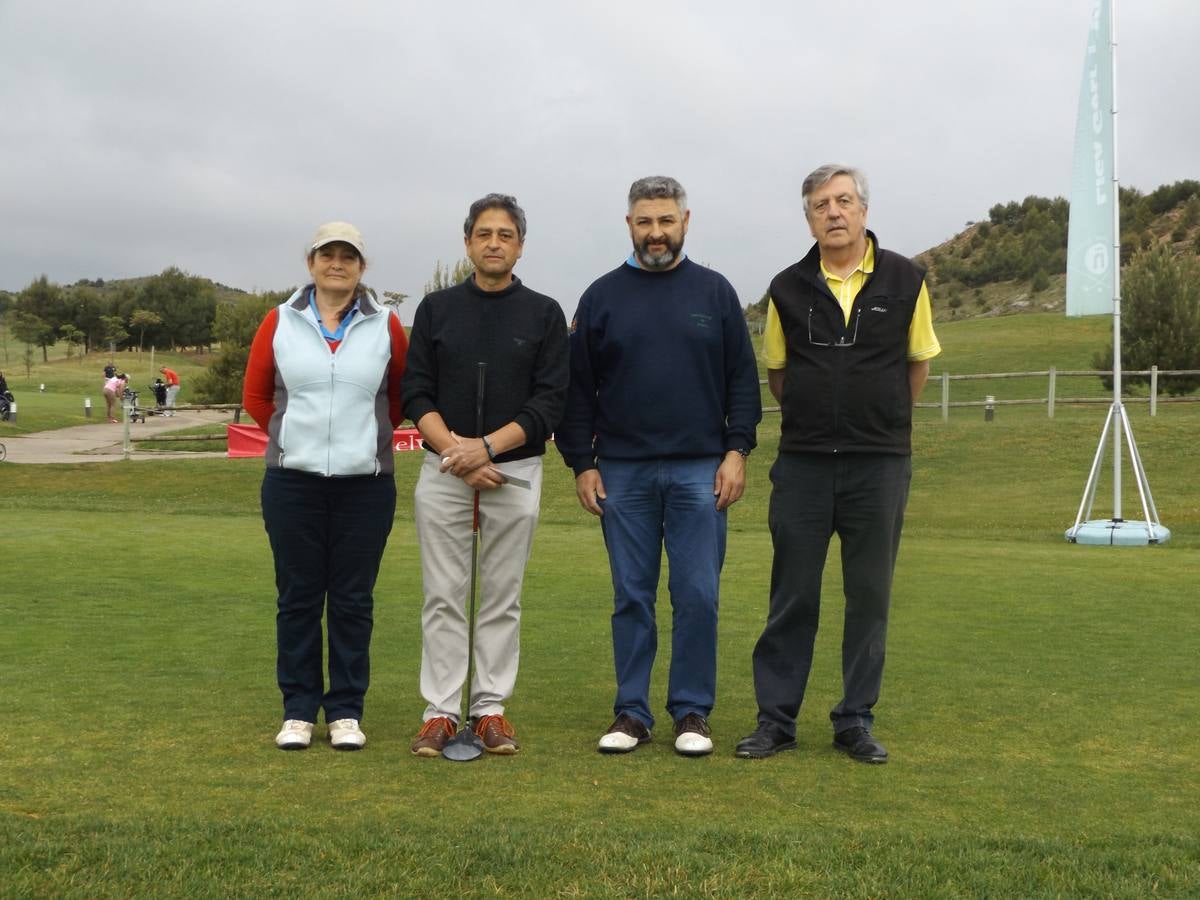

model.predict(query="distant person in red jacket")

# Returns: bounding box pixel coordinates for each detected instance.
[158,366,180,416]
[242,221,409,753]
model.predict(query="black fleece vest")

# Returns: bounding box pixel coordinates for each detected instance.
[769,232,925,455]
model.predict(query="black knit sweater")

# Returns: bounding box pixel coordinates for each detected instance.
[401,275,569,461]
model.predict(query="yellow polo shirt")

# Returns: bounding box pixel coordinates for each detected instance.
[763,242,941,368]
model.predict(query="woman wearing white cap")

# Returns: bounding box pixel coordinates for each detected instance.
[243,222,409,751]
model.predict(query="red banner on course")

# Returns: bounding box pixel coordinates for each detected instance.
[226,424,425,458]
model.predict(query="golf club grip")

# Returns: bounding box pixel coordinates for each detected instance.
[475,361,486,436]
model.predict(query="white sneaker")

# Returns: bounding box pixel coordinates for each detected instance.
[275,719,314,750]
[328,718,366,750]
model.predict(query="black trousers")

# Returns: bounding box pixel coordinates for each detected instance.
[751,452,911,737]
[261,467,396,723]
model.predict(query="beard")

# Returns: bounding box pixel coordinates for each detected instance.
[634,233,684,270]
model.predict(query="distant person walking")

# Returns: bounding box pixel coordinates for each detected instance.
[102,372,127,423]
[159,366,180,415]
[243,221,409,752]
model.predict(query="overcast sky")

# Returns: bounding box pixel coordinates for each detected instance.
[2,1,1196,323]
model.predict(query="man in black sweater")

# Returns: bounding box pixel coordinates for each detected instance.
[402,193,568,758]
[557,176,762,757]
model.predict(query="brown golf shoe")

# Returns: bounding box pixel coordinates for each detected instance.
[411,716,456,757]
[473,714,520,755]
[598,713,651,753]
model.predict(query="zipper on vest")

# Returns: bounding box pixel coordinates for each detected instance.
[326,354,336,477]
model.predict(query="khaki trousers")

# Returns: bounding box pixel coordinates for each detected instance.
[413,452,543,722]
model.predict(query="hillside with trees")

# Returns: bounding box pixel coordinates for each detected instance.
[918,179,1200,321]
[4,186,1198,399]
[740,179,1200,331]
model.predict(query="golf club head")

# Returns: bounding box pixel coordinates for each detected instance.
[442,728,485,762]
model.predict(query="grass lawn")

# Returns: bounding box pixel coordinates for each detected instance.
[1,397,1198,896]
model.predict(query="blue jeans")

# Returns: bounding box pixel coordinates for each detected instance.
[598,457,726,730]
[261,467,396,723]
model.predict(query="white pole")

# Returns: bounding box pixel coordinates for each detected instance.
[1110,0,1123,520]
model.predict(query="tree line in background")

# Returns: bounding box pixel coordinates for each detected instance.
[4,177,1199,400]
[0,267,225,363]
[0,257,480,402]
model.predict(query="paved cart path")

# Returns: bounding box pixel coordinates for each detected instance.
[1,409,236,464]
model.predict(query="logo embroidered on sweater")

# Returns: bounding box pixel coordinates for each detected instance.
[690,313,713,328]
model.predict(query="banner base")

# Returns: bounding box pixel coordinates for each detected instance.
[1065,519,1171,546]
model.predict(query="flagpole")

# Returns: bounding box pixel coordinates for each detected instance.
[1065,0,1168,545]
[1110,0,1122,520]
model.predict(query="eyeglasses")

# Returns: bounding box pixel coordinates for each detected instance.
[807,305,860,348]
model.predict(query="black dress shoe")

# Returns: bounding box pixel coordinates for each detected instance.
[735,725,797,759]
[833,726,888,764]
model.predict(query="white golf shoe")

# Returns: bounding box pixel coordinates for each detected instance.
[328,718,366,750]
[673,713,714,757]
[597,713,652,753]
[275,719,314,750]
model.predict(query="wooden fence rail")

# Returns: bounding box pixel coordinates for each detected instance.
[760,367,1200,418]
[143,371,1200,438]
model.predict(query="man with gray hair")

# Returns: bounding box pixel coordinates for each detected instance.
[558,176,762,757]
[735,164,940,763]
[403,193,569,757]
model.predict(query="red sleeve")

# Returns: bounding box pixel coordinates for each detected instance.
[242,308,280,431]
[387,312,409,428]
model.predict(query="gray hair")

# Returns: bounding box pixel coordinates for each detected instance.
[464,193,527,242]
[627,175,688,214]
[801,164,870,215]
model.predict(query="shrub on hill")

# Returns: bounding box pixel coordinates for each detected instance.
[921,180,1200,320]
[1093,245,1200,396]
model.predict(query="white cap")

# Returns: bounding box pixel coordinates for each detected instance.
[309,221,365,257]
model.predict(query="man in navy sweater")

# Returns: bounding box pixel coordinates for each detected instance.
[558,176,762,757]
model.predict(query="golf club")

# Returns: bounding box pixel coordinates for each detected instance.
[442,362,488,762]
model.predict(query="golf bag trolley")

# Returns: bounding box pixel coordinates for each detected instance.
[123,387,146,423]
[121,382,173,424]
[148,380,169,416]
[0,371,13,422]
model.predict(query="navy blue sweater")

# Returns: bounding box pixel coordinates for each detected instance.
[557,258,762,476]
